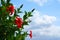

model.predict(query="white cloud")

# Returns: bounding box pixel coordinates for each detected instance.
[31,10,56,25]
[26,25,60,40]
[31,10,60,37]
[31,11,60,37]
[29,0,48,6]
[32,25,60,37]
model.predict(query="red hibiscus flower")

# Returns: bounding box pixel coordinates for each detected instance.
[15,16,23,28]
[7,5,14,15]
[29,30,32,38]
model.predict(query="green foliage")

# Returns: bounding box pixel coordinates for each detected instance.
[7,0,10,4]
[17,4,23,13]
[0,0,35,40]
[23,8,35,26]
[1,0,5,5]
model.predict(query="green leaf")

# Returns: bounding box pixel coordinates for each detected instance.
[1,0,5,6]
[23,21,28,25]
[31,8,35,12]
[17,8,22,13]
[17,4,23,13]
[28,12,33,17]
[23,11,28,20]
[7,0,10,3]
[20,4,23,8]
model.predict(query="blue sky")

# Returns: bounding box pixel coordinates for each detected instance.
[11,0,60,40]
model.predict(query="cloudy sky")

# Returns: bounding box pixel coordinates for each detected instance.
[11,0,60,40]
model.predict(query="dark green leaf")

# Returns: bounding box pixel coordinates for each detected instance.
[20,4,23,8]
[7,0,10,3]
[1,0,5,6]
[23,11,28,20]
[28,12,33,17]
[23,21,28,25]
[31,8,35,12]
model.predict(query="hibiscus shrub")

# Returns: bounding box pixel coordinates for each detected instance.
[0,0,35,40]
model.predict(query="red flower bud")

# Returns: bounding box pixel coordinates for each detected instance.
[29,30,32,38]
[7,5,14,15]
[15,16,23,28]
